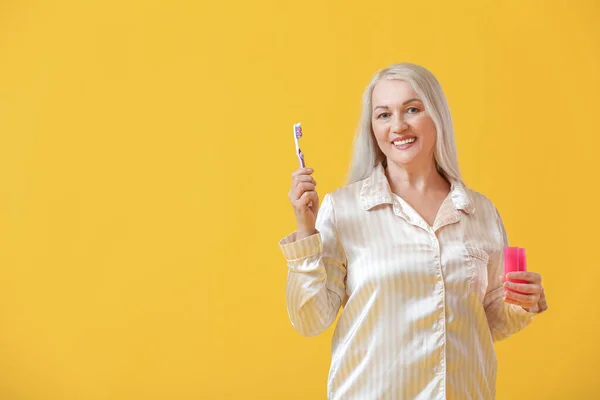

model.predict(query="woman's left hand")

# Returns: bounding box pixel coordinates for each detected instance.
[503,272,548,313]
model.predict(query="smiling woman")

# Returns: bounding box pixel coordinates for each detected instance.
[280,62,547,399]
[371,82,438,173]
[347,64,461,186]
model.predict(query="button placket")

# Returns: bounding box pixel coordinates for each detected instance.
[430,232,447,387]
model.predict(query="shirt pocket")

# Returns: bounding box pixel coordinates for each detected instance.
[464,245,489,302]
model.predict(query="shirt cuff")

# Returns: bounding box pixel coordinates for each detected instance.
[278,231,322,261]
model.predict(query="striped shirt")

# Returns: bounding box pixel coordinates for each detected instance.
[279,163,538,399]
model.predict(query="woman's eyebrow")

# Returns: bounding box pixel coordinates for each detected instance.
[373,98,422,110]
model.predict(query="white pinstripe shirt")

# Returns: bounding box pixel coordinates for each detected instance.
[279,163,538,399]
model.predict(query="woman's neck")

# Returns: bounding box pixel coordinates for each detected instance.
[385,159,450,195]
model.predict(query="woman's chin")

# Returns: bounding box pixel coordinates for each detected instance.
[386,155,420,167]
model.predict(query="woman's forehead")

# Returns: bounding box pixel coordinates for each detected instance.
[372,79,419,102]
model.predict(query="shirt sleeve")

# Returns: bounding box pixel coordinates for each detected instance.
[483,206,539,342]
[278,193,348,337]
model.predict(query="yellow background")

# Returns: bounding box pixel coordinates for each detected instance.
[1,0,598,398]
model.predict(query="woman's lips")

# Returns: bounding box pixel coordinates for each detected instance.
[392,137,417,149]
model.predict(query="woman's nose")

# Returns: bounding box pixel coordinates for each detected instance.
[391,115,408,132]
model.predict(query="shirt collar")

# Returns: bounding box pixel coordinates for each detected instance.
[359,163,475,214]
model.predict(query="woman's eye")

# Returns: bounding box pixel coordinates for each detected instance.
[378,112,391,119]
[406,107,420,114]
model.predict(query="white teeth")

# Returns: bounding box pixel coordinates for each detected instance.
[393,138,416,146]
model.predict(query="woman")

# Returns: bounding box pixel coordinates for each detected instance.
[279,63,547,399]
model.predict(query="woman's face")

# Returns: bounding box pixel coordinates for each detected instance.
[371,79,437,170]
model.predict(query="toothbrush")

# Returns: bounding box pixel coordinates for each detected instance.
[293,122,312,207]
[293,122,305,168]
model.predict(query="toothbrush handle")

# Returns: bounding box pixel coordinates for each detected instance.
[297,149,312,206]
[298,149,305,168]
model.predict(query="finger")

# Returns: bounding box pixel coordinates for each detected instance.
[503,297,523,307]
[292,190,317,206]
[504,291,539,308]
[293,175,317,186]
[293,182,316,200]
[503,297,537,311]
[538,289,548,312]
[291,168,314,178]
[298,191,318,207]
[292,182,315,201]
[506,272,542,284]
[503,281,542,295]
[538,297,548,312]
[504,290,538,304]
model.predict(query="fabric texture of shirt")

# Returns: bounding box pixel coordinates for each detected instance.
[278,163,539,399]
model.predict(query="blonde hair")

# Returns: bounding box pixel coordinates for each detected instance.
[346,62,462,185]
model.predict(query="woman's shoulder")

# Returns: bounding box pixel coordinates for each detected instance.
[324,175,369,208]
[322,178,368,213]
[461,184,501,218]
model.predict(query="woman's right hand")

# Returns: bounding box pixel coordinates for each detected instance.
[288,167,319,239]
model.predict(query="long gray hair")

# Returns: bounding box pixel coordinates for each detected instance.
[346,63,462,185]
